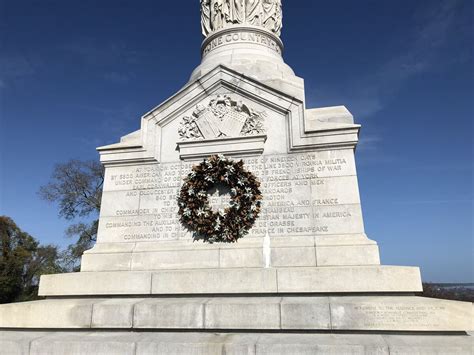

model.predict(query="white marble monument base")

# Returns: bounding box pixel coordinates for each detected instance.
[1,331,473,355]
[0,296,471,332]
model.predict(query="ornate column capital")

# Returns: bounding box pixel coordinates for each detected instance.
[201,0,283,38]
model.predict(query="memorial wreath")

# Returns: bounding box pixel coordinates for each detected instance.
[178,155,262,244]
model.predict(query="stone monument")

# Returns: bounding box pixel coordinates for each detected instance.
[1,1,472,354]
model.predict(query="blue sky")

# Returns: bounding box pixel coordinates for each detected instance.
[0,0,472,282]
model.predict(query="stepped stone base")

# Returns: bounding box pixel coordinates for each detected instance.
[0,296,471,332]
[2,331,473,355]
[38,266,423,296]
[3,267,470,354]
[80,236,381,271]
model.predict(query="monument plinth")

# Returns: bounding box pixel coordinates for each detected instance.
[1,1,472,353]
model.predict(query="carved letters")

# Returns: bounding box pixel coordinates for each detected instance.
[100,152,360,242]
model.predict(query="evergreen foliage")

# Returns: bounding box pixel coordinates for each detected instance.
[0,216,64,304]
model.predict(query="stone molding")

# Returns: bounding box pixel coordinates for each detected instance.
[177,134,267,160]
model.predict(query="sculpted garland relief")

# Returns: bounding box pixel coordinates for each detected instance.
[201,0,283,37]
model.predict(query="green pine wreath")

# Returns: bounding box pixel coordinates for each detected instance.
[178,155,262,244]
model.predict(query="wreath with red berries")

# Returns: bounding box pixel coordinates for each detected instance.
[178,155,262,244]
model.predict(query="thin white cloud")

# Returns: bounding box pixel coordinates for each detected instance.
[391,199,473,205]
[63,39,142,67]
[401,164,473,173]
[309,0,467,119]
[62,39,142,85]
[0,53,36,86]
[357,135,383,151]
[103,71,134,84]
[72,103,140,145]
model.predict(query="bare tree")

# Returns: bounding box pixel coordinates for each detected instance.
[39,160,104,270]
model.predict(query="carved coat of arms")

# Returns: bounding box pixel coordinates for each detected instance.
[179,95,265,140]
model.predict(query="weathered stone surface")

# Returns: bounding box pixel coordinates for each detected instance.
[277,266,423,293]
[91,299,143,328]
[137,341,224,355]
[1,331,473,355]
[80,241,381,271]
[271,246,317,267]
[205,298,281,329]
[79,234,382,271]
[81,252,132,272]
[219,248,264,268]
[151,268,278,294]
[256,334,389,355]
[83,242,136,253]
[37,266,423,296]
[280,297,331,329]
[0,299,96,328]
[305,106,355,129]
[99,190,140,218]
[316,244,380,266]
[315,234,377,246]
[131,249,220,270]
[0,332,48,355]
[29,332,138,355]
[38,271,152,296]
[1,296,470,332]
[383,334,474,355]
[136,333,226,355]
[134,298,205,329]
[309,175,361,205]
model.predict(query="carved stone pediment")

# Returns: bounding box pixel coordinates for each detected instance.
[97,66,359,166]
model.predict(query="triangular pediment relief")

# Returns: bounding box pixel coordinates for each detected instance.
[98,65,303,165]
[145,65,301,127]
[98,65,360,166]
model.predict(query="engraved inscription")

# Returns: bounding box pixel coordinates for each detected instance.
[351,304,448,328]
[203,30,282,56]
[98,151,362,243]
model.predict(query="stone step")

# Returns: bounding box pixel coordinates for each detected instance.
[2,331,473,355]
[0,296,471,332]
[38,266,423,297]
[80,236,381,272]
